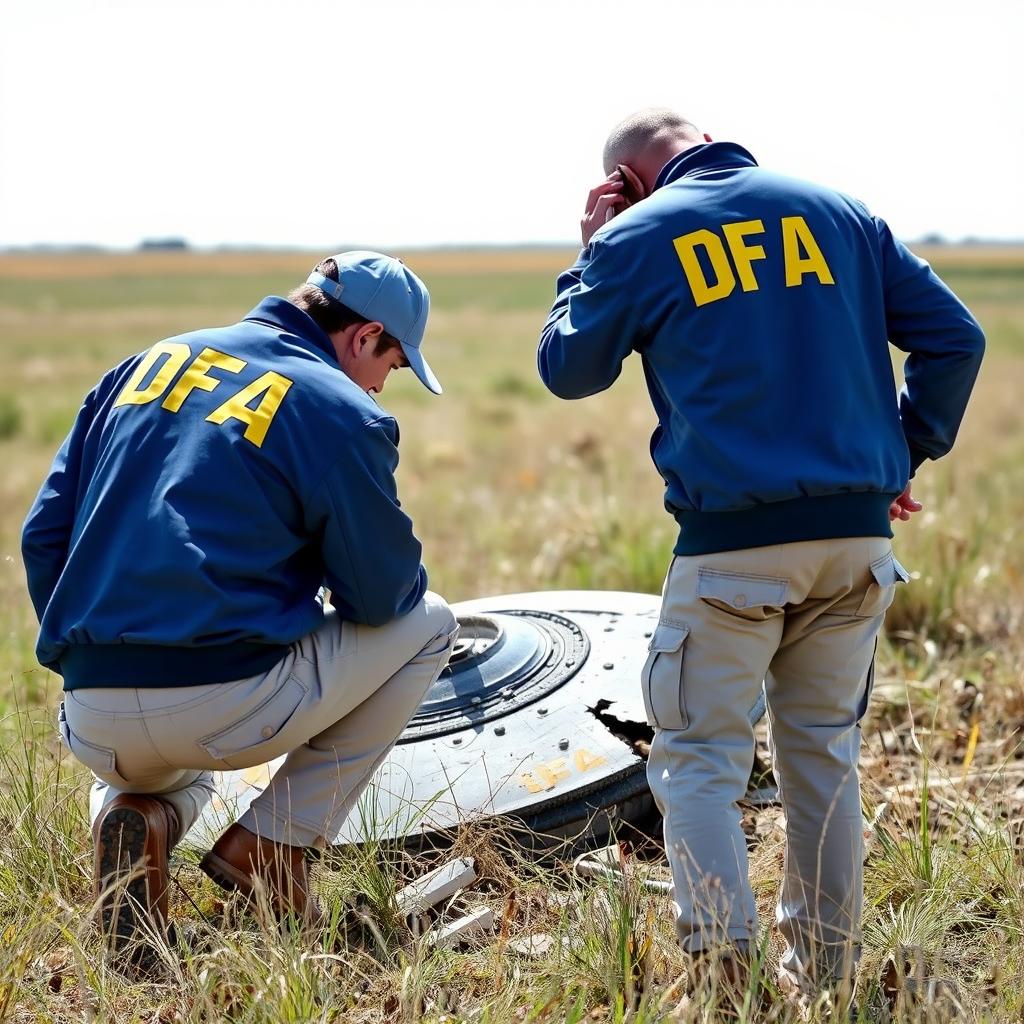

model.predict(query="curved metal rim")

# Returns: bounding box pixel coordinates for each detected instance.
[398,609,591,742]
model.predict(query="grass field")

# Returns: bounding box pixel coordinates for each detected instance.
[1,246,1023,1021]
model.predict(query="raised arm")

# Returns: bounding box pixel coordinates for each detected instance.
[538,238,645,399]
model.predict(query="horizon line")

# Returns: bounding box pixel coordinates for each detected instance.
[4,235,1024,255]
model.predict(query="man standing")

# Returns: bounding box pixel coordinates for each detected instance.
[23,252,458,954]
[538,110,983,994]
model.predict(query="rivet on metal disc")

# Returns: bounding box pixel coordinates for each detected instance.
[494,726,506,736]
[471,696,482,705]
[644,631,653,638]
[603,662,614,670]
[538,707,548,716]
[452,737,462,745]
[558,738,570,750]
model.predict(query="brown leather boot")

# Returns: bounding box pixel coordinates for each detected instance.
[92,794,179,958]
[199,822,322,926]
[688,942,755,1011]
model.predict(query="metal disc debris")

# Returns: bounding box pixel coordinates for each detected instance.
[186,591,769,851]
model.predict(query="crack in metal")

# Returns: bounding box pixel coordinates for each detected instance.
[586,698,779,803]
[587,699,654,759]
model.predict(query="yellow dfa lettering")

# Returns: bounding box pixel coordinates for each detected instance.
[520,757,572,793]
[673,228,736,307]
[781,216,835,287]
[722,219,767,292]
[161,347,247,413]
[534,757,570,788]
[574,749,608,773]
[113,342,191,407]
[671,215,835,305]
[205,371,293,448]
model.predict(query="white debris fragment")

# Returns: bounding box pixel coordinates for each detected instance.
[573,851,674,894]
[428,907,494,948]
[396,857,477,917]
[589,843,624,867]
[509,933,559,957]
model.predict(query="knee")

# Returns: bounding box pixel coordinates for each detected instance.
[773,728,860,777]
[421,590,456,628]
[417,591,458,653]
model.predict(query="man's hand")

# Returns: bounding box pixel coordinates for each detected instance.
[580,173,626,247]
[889,484,923,522]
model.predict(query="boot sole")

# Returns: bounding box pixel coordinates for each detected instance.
[95,807,156,958]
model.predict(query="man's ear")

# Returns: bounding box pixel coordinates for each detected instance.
[617,164,647,205]
[353,321,383,354]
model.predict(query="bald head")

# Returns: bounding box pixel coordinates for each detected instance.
[603,109,707,195]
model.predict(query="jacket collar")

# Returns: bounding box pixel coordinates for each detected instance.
[243,296,338,363]
[653,141,758,191]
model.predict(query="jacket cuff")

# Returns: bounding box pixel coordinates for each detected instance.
[907,444,930,478]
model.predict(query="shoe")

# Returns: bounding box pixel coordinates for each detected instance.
[779,968,858,1022]
[685,942,761,1018]
[92,795,179,959]
[199,822,322,926]
[691,941,753,988]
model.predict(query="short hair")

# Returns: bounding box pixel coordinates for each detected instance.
[602,108,699,174]
[289,258,403,356]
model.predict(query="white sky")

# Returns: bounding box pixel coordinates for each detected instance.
[1,0,1021,249]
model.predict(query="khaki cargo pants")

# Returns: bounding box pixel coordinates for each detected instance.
[59,592,458,849]
[642,538,907,986]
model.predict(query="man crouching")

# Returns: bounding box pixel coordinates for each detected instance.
[22,252,457,959]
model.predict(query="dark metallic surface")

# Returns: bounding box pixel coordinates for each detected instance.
[402,610,590,740]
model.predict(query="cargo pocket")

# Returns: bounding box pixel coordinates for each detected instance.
[697,569,788,620]
[640,622,689,730]
[57,701,130,787]
[199,674,307,764]
[855,552,911,617]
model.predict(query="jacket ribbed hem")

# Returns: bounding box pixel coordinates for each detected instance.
[60,641,290,690]
[673,492,897,556]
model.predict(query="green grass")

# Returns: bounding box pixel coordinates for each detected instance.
[1,246,1023,1021]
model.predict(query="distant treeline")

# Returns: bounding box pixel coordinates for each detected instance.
[3,236,1024,255]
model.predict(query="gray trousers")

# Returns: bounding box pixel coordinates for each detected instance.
[642,538,905,987]
[59,593,458,848]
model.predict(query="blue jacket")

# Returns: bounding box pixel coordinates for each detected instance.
[22,297,427,689]
[539,142,985,555]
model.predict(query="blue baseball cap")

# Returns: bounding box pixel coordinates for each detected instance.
[306,251,441,395]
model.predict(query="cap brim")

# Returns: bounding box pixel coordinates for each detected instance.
[402,344,442,395]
